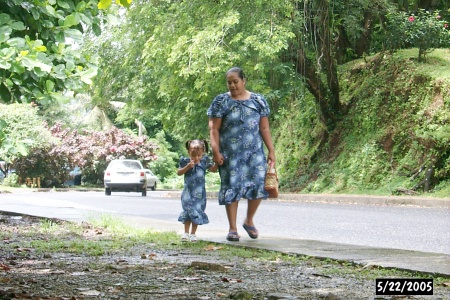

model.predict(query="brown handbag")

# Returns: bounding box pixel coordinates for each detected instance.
[264,163,279,198]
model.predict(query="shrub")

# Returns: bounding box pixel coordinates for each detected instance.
[385,10,449,61]
[14,124,159,187]
[2,173,19,187]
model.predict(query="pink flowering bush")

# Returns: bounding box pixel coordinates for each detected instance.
[385,10,449,61]
[14,123,158,187]
[405,10,450,61]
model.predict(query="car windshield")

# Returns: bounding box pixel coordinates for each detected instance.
[109,160,142,170]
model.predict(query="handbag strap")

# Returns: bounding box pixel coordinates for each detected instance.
[267,162,277,175]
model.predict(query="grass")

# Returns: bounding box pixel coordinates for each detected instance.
[393,48,450,79]
[4,214,447,286]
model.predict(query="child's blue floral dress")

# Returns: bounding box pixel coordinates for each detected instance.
[178,155,213,225]
[207,92,270,205]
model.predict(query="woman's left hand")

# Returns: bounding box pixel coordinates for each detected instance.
[267,152,276,166]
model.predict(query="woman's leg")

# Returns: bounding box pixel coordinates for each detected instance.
[225,201,239,232]
[244,198,261,227]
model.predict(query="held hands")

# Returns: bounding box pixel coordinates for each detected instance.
[213,153,225,166]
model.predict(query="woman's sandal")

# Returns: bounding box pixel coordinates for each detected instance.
[226,231,240,242]
[243,223,259,239]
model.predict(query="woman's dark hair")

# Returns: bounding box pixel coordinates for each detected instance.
[226,67,245,80]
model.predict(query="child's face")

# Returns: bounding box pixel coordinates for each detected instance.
[189,147,203,163]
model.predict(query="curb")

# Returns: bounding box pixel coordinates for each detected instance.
[166,191,450,209]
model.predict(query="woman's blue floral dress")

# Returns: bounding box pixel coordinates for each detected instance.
[178,155,213,225]
[207,92,270,205]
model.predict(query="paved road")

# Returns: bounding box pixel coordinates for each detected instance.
[1,189,449,276]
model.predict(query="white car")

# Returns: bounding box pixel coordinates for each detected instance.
[104,159,147,196]
[144,169,157,191]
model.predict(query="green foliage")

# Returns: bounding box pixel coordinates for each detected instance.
[146,131,180,183]
[0,0,128,106]
[274,49,450,195]
[91,0,297,138]
[2,173,19,187]
[405,10,450,61]
[384,10,450,61]
[0,103,53,165]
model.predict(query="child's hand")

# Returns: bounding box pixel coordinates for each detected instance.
[188,159,196,168]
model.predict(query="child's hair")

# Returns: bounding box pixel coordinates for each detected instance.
[185,139,209,154]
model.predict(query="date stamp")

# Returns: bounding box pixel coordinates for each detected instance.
[376,278,433,295]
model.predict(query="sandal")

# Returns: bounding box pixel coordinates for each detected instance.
[243,223,259,239]
[181,233,189,242]
[226,231,240,242]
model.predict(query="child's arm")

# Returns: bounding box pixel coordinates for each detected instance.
[177,160,195,176]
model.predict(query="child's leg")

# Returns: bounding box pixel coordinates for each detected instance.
[190,223,198,235]
[184,221,191,234]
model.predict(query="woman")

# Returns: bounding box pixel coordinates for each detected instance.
[207,67,276,241]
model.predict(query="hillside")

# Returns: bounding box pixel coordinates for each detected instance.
[275,48,450,197]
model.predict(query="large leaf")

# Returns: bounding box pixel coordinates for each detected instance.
[0,119,7,130]
[21,57,52,73]
[6,37,26,48]
[79,68,98,84]
[64,28,83,41]
[98,0,112,10]
[64,13,81,27]
[0,83,11,102]
[0,13,11,25]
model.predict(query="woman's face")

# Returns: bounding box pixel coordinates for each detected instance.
[226,71,246,97]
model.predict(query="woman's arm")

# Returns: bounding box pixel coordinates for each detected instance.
[260,116,276,165]
[208,117,225,166]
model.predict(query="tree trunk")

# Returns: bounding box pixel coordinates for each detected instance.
[317,0,340,126]
[424,164,434,192]
[335,25,352,63]
[293,48,330,125]
[355,12,373,57]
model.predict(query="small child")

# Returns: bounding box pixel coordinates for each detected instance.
[177,139,218,242]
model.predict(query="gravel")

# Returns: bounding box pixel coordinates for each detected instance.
[0,213,448,300]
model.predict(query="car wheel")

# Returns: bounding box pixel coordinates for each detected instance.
[142,189,147,197]
[105,188,111,196]
[151,182,156,191]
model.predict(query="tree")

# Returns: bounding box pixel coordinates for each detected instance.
[0,103,53,173]
[0,0,132,166]
[92,0,297,138]
[0,0,130,105]
[88,0,449,193]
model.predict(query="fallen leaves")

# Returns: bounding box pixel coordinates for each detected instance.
[221,277,242,283]
[78,289,101,296]
[16,247,34,252]
[141,253,157,259]
[173,276,202,281]
[191,261,228,272]
[204,244,223,251]
[0,263,11,271]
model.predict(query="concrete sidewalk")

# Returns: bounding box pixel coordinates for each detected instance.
[1,189,449,277]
